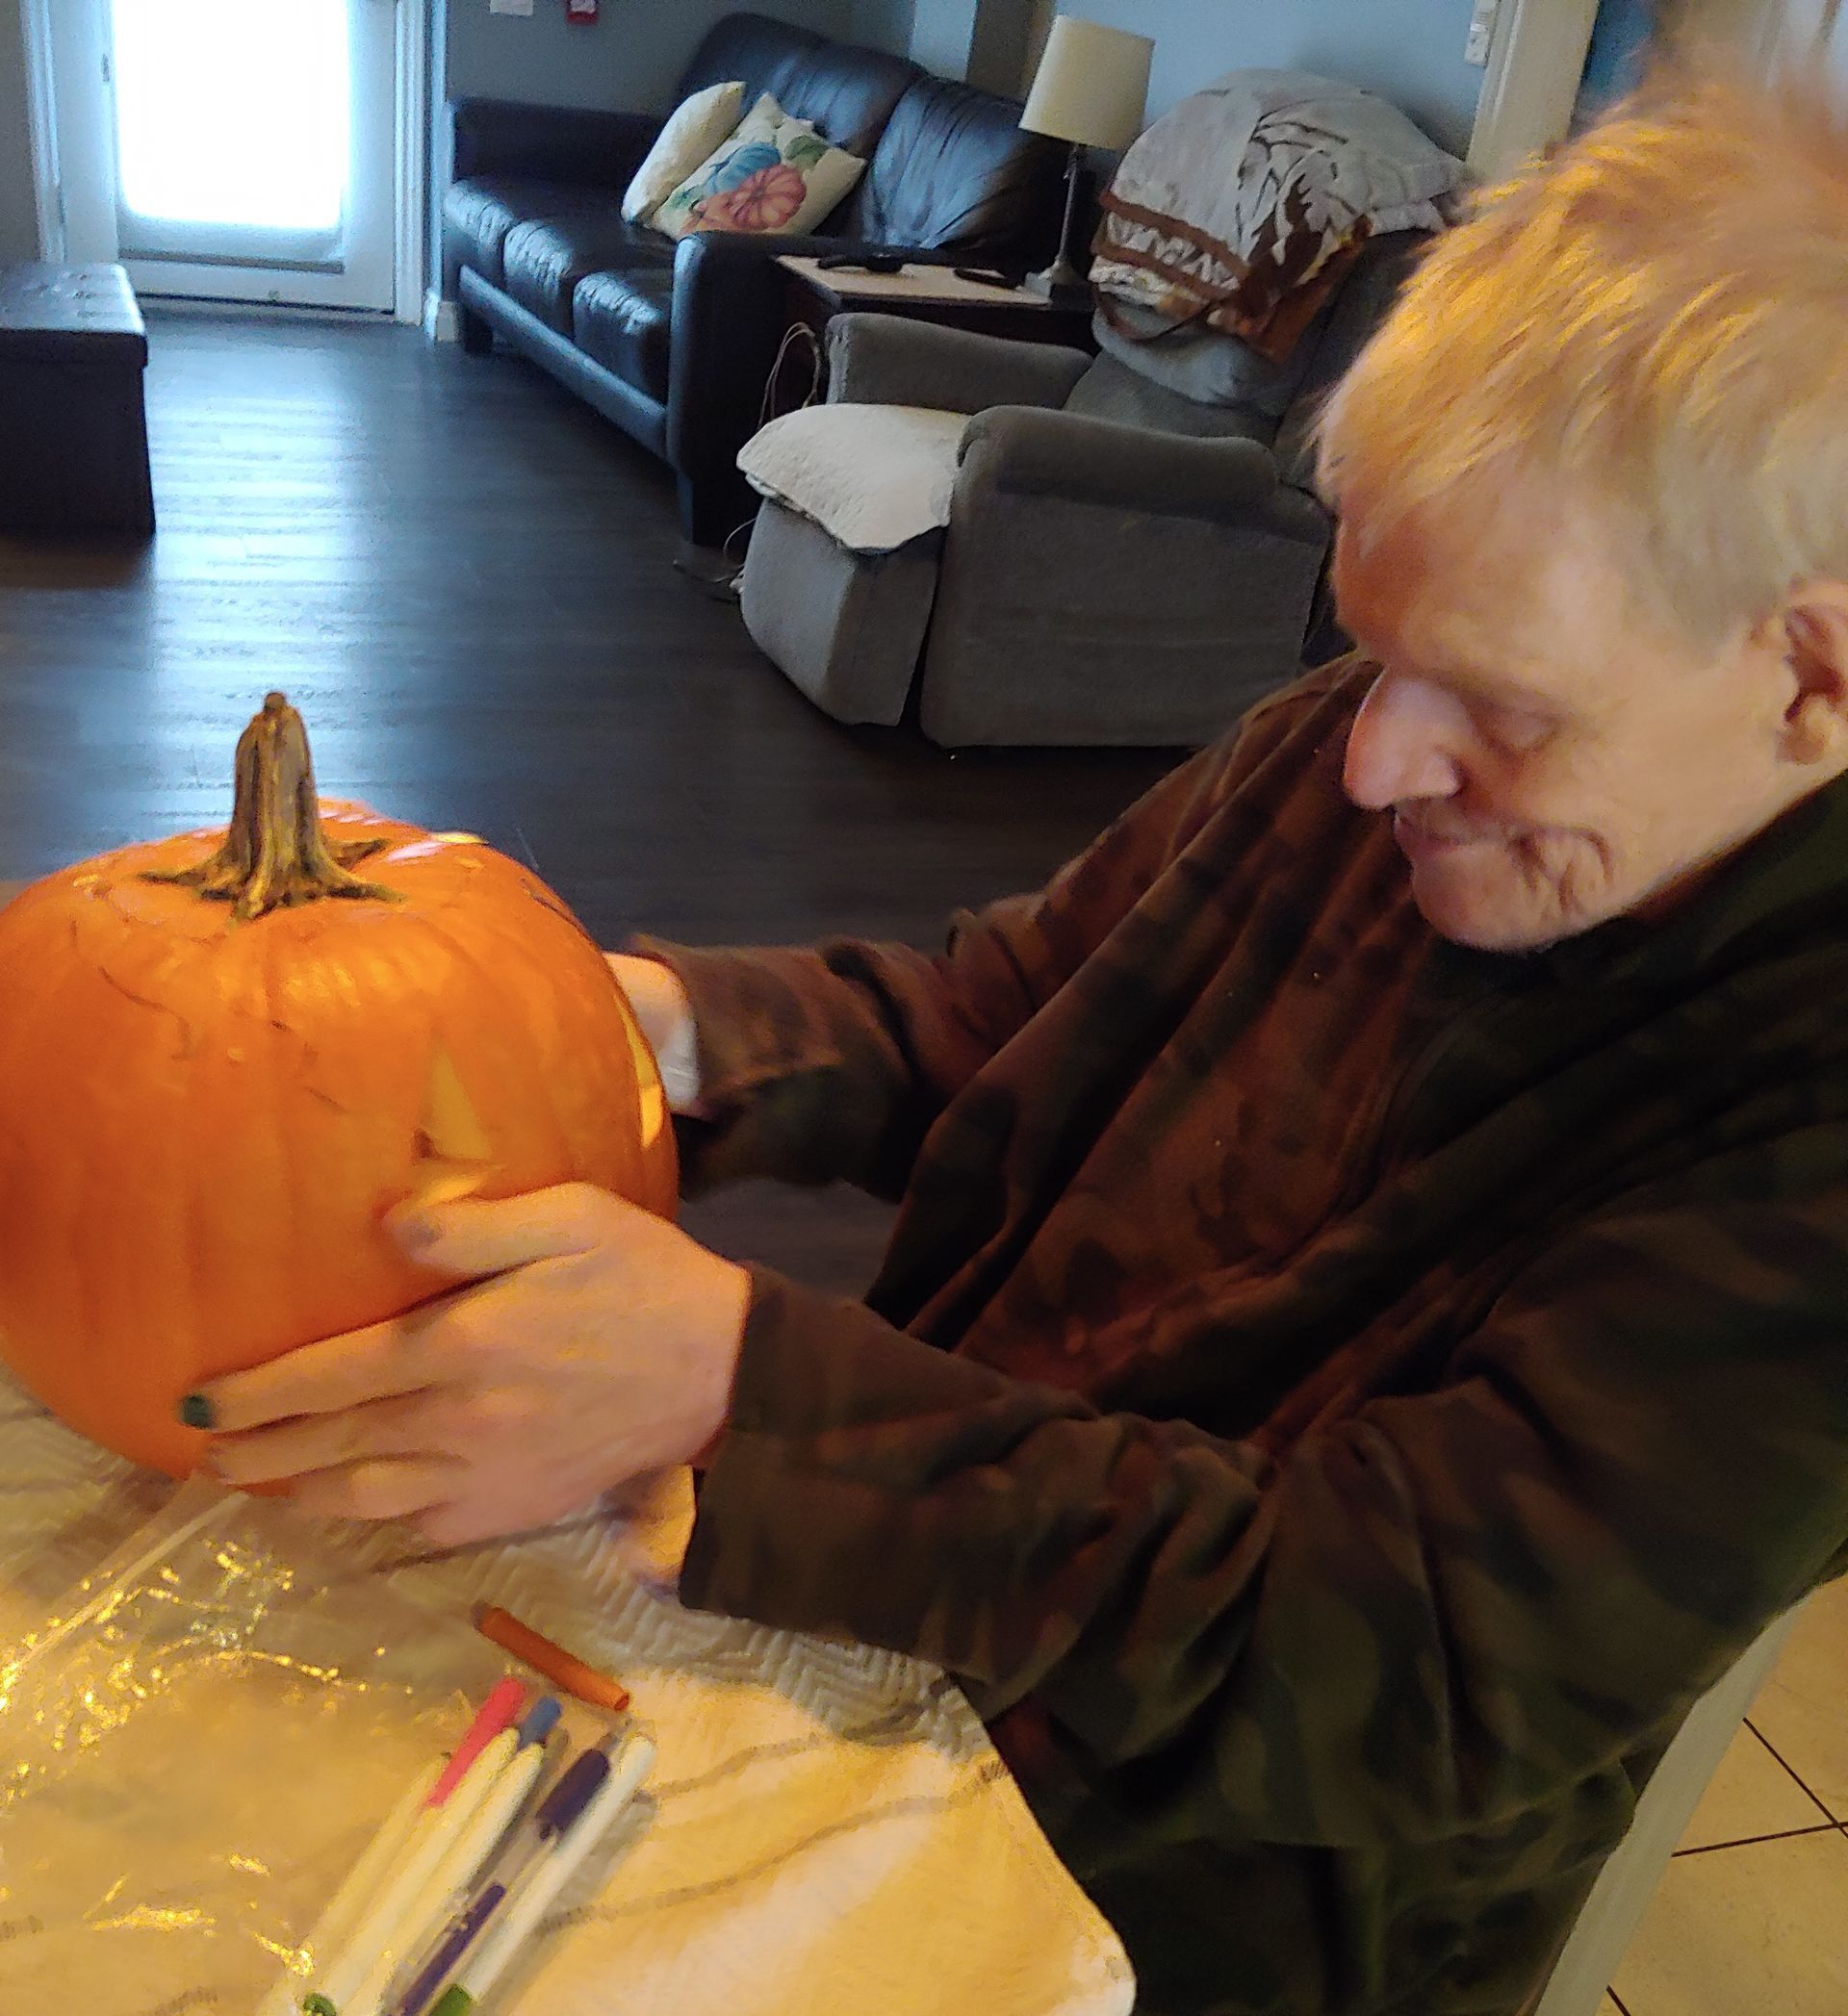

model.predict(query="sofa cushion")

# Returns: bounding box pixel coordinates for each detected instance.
[444,176,606,290]
[573,268,676,404]
[621,80,747,223]
[841,76,1065,252]
[774,42,919,160]
[737,403,966,553]
[678,12,825,110]
[678,14,917,160]
[502,212,675,335]
[654,93,867,242]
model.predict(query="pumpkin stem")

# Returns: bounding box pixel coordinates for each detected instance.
[142,693,399,923]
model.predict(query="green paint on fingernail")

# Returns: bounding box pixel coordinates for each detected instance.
[303,1998,339,2016]
[177,1391,216,1430]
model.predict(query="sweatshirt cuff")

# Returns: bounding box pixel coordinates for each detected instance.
[680,1264,1094,1678]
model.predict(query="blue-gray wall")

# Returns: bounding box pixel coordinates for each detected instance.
[1007,0,1484,153]
[446,0,859,110]
[853,0,918,50]
[0,7,40,262]
[1578,0,1656,118]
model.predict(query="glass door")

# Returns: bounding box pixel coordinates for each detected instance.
[52,0,398,312]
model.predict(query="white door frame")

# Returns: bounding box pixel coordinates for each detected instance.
[1467,0,1603,182]
[19,0,428,323]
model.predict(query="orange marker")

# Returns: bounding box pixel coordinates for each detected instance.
[474,1604,631,1714]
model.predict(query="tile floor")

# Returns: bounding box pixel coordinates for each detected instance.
[1597,1573,1848,2015]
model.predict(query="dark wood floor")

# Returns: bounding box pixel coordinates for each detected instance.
[0,309,1173,1289]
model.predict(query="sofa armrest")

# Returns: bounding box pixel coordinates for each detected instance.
[449,97,662,190]
[958,406,1331,540]
[826,314,1092,415]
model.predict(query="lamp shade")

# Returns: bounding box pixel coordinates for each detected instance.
[1020,17,1154,154]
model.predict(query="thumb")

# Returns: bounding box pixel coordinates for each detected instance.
[389,1183,617,1277]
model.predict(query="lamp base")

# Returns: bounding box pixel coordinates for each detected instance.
[1023,255,1091,306]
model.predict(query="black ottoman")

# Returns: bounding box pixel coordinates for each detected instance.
[0,264,155,537]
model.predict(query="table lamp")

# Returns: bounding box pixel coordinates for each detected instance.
[1019,16,1155,301]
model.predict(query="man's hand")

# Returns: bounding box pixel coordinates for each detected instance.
[194,1186,751,1550]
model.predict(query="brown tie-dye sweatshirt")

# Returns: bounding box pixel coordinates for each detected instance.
[633,658,1848,2016]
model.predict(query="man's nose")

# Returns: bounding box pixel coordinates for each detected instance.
[1344,674,1466,809]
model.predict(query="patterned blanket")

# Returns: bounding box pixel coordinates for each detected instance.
[1091,68,1464,362]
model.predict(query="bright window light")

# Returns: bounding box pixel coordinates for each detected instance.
[111,0,349,233]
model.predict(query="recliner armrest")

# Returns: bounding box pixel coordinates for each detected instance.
[958,406,1331,540]
[827,315,1092,415]
[449,97,662,190]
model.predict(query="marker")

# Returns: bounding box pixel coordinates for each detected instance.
[258,1754,447,2016]
[425,1678,526,1809]
[303,1723,526,2015]
[474,1605,629,1715]
[341,1704,559,2016]
[426,1735,656,2016]
[391,1743,613,2016]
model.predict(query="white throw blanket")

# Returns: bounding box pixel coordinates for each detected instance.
[1092,68,1463,362]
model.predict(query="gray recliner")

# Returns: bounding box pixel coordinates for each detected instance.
[737,231,1426,748]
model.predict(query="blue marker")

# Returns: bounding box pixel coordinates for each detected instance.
[391,1738,611,2016]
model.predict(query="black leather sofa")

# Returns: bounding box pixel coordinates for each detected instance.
[443,12,1066,557]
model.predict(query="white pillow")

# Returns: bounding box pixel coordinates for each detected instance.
[620,80,747,224]
[653,91,866,242]
[738,404,969,553]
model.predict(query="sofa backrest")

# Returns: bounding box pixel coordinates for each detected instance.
[841,74,1065,255]
[678,13,823,109]
[679,12,920,162]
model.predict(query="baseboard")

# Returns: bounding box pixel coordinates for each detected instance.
[424,291,461,344]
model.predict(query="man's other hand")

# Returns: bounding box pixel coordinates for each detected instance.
[192,1186,751,1549]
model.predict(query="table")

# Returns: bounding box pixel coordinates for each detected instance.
[0,1365,1133,2015]
[775,255,1095,408]
[0,264,155,539]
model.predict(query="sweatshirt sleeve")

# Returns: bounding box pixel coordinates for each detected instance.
[624,696,1311,1200]
[680,1139,1848,1851]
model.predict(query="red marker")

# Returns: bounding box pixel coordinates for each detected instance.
[427,1678,526,1808]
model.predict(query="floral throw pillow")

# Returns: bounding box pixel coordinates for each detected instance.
[654,92,866,241]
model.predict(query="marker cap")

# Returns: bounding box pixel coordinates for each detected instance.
[428,1990,474,2016]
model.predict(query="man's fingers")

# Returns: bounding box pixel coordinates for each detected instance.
[206,1390,445,1486]
[390,1184,618,1279]
[279,1456,464,1525]
[190,1309,441,1434]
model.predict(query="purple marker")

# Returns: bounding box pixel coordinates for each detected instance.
[392,1744,613,2016]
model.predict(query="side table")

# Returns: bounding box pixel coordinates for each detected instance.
[773,255,1094,409]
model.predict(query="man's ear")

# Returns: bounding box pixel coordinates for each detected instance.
[1774,581,1848,767]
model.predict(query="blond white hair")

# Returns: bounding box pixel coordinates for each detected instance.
[1316,68,1848,643]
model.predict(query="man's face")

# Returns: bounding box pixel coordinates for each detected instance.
[1334,489,1821,952]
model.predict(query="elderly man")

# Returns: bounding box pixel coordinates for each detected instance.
[192,73,1848,2016]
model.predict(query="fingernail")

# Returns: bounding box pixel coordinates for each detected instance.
[177,1391,217,1430]
[395,1211,439,1254]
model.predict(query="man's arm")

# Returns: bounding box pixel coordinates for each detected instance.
[617,676,1341,1199]
[682,1139,1848,1850]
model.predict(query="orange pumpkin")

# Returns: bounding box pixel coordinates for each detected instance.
[0,694,676,1476]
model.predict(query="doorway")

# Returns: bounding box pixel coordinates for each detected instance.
[31,0,413,315]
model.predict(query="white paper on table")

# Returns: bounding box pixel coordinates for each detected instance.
[0,1371,1136,2016]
